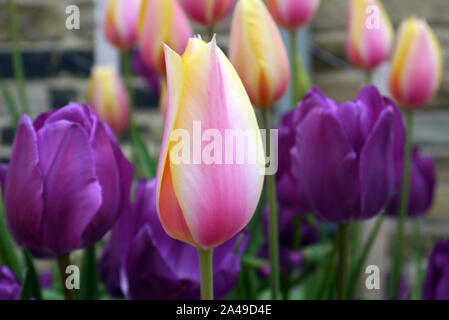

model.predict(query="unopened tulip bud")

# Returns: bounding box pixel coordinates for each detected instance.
[267,0,320,30]
[180,0,235,26]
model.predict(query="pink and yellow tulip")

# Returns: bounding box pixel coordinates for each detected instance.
[156,37,264,249]
[229,0,290,108]
[180,0,235,26]
[346,0,393,70]
[389,17,443,108]
[103,0,141,50]
[139,0,193,75]
[266,0,320,30]
[87,66,130,135]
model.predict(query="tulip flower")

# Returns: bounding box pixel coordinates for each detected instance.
[0,266,21,300]
[132,51,161,96]
[346,0,393,70]
[267,0,320,30]
[0,103,134,255]
[180,0,235,26]
[229,0,290,108]
[388,146,436,217]
[87,66,130,135]
[158,37,264,299]
[389,17,443,108]
[99,178,247,299]
[103,0,141,50]
[423,239,449,300]
[138,0,192,74]
[290,86,404,223]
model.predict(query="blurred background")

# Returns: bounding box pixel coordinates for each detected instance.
[0,0,448,298]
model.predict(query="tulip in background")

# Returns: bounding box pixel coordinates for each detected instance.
[157,37,264,299]
[229,0,290,109]
[388,146,436,217]
[139,0,192,75]
[0,266,21,300]
[290,86,405,299]
[88,66,130,135]
[180,0,235,27]
[346,0,393,72]
[103,0,141,50]
[0,103,134,299]
[389,17,443,108]
[388,17,442,298]
[100,178,247,300]
[267,0,320,30]
[423,239,449,300]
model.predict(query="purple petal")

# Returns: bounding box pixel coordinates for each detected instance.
[37,121,102,253]
[4,115,44,250]
[0,164,7,196]
[359,108,395,219]
[294,108,360,223]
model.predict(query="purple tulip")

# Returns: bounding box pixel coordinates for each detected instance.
[423,239,449,300]
[276,111,311,214]
[0,103,134,254]
[259,206,319,274]
[0,266,21,300]
[290,86,405,223]
[99,178,247,300]
[387,145,436,217]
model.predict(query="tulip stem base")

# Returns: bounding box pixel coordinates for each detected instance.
[337,223,349,300]
[262,109,281,300]
[198,248,214,300]
[57,253,76,300]
[389,109,414,299]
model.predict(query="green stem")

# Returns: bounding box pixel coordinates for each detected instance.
[315,234,338,299]
[122,50,135,125]
[261,109,280,300]
[207,26,215,40]
[337,223,349,300]
[389,109,414,299]
[0,79,19,129]
[413,219,424,299]
[80,245,98,300]
[56,253,76,300]
[0,196,22,279]
[289,30,299,108]
[364,70,373,86]
[198,248,214,300]
[347,214,385,299]
[7,0,29,115]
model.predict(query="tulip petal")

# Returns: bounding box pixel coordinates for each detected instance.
[169,40,264,248]
[359,108,394,218]
[0,164,7,196]
[294,109,360,223]
[37,121,102,253]
[4,115,44,250]
[156,45,195,245]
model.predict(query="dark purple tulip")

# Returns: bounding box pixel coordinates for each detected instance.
[276,111,311,214]
[99,178,247,300]
[0,266,21,300]
[0,103,134,254]
[387,145,436,217]
[423,239,449,300]
[290,86,405,223]
[132,51,160,96]
[259,205,319,274]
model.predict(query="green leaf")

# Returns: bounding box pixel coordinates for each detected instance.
[293,54,312,104]
[130,123,157,178]
[0,195,22,278]
[79,245,98,300]
[0,79,19,129]
[19,248,42,300]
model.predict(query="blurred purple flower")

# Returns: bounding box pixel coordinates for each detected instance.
[132,51,160,96]
[99,178,247,300]
[39,271,53,289]
[423,239,449,300]
[259,205,319,275]
[0,103,134,255]
[388,145,436,217]
[290,86,405,223]
[0,266,21,300]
